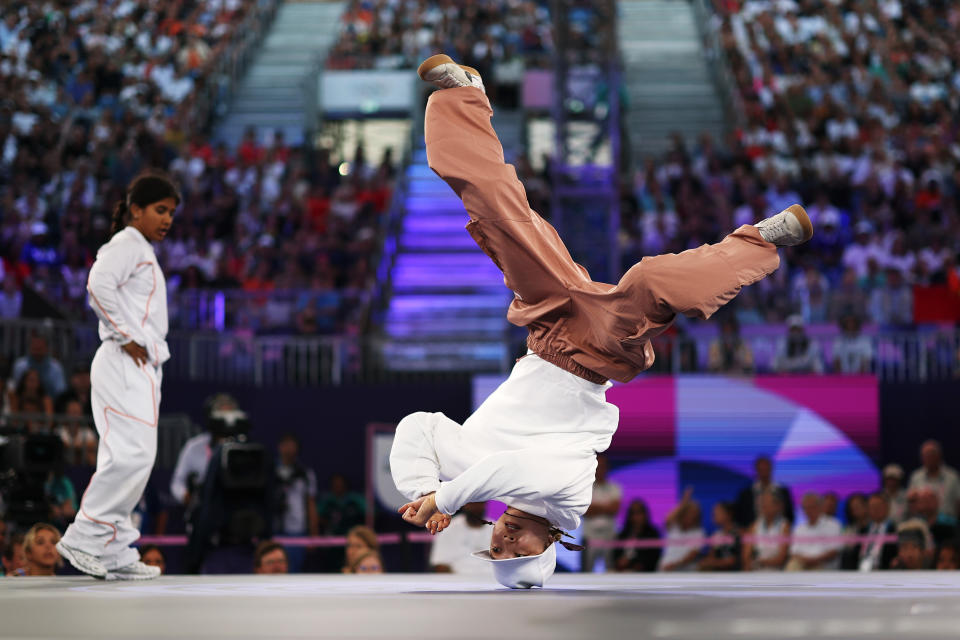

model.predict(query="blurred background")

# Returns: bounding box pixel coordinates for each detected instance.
[1,0,959,578]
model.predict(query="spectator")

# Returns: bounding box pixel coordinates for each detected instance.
[908,440,960,518]
[317,474,366,536]
[854,493,898,572]
[581,454,622,572]
[882,464,908,523]
[708,316,754,374]
[612,499,662,573]
[658,489,704,572]
[734,455,794,528]
[890,522,931,570]
[869,267,913,326]
[823,492,840,519]
[840,492,869,569]
[275,433,319,573]
[742,490,790,572]
[911,488,959,548]
[45,465,78,531]
[429,502,491,575]
[22,523,61,577]
[0,277,22,318]
[935,542,960,571]
[253,541,289,575]
[699,502,740,572]
[832,315,873,374]
[56,398,97,466]
[59,364,92,415]
[345,550,384,575]
[2,533,25,577]
[773,316,823,374]
[10,334,66,399]
[7,369,53,428]
[786,493,842,571]
[140,545,166,574]
[343,525,379,574]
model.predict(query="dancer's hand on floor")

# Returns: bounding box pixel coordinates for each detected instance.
[399,493,440,527]
[427,513,452,535]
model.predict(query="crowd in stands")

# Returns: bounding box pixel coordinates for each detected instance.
[584,441,960,574]
[0,0,394,336]
[326,0,554,75]
[618,0,960,329]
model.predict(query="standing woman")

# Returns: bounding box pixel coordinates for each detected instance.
[57,172,179,580]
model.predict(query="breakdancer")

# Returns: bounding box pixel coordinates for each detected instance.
[390,55,812,588]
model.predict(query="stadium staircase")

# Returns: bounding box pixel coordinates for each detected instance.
[378,111,528,373]
[620,0,727,158]
[215,1,345,147]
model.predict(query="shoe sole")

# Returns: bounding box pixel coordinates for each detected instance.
[417,54,479,83]
[786,204,813,242]
[56,542,107,579]
[106,572,160,581]
[418,54,454,80]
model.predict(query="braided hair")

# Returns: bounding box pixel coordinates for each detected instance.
[110,171,181,236]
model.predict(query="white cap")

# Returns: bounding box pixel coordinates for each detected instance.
[471,542,556,589]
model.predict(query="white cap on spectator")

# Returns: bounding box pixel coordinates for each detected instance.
[855,220,874,235]
[787,314,804,329]
[471,543,556,589]
[821,209,840,227]
[883,464,904,479]
[30,221,48,236]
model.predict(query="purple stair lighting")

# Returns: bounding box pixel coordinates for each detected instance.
[381,154,511,371]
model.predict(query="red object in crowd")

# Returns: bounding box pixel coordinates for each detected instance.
[913,284,960,324]
[307,195,331,234]
[237,139,263,166]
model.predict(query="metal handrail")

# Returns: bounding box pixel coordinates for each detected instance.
[1,319,957,385]
[691,0,746,132]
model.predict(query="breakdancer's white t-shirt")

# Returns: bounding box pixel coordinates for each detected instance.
[390,354,619,532]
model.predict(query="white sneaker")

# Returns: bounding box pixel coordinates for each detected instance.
[418,54,485,93]
[106,561,161,581]
[754,204,813,246]
[57,541,107,579]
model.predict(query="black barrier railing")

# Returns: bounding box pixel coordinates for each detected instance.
[2,319,958,385]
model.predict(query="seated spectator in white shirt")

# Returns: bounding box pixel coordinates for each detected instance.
[786,492,842,571]
[57,397,97,466]
[429,502,492,575]
[581,454,622,572]
[868,267,913,326]
[832,315,873,374]
[842,221,882,278]
[773,316,823,374]
[742,490,791,572]
[908,440,960,519]
[658,488,705,572]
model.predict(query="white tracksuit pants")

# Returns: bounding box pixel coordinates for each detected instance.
[62,340,162,570]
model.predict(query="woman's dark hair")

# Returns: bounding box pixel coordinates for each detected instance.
[110,171,181,235]
[16,368,46,400]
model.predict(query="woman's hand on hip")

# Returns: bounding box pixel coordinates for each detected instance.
[122,341,149,366]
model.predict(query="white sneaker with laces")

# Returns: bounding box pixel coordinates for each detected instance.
[56,541,107,578]
[106,561,161,581]
[754,204,813,246]
[418,54,485,93]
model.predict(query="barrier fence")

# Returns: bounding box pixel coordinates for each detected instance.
[2,318,958,384]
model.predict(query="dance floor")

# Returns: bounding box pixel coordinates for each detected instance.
[4,572,960,639]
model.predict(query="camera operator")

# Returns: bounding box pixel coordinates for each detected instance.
[274,433,319,572]
[182,399,274,573]
[170,393,239,518]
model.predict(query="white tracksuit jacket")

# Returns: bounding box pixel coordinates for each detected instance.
[389,354,619,532]
[62,226,168,569]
